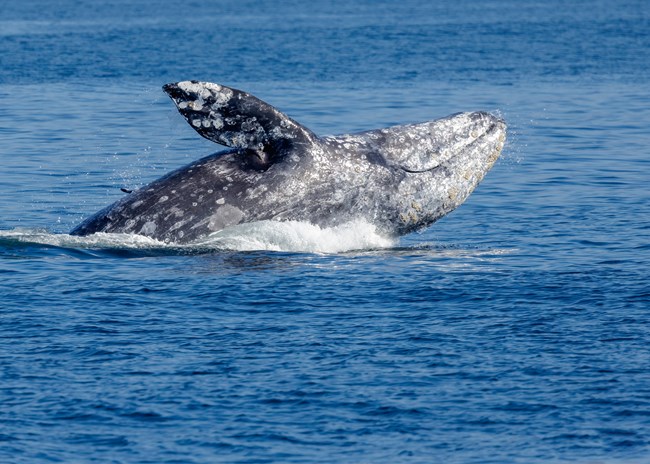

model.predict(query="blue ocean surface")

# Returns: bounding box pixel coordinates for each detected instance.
[1,1,650,462]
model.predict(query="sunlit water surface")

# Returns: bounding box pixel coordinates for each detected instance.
[1,1,650,463]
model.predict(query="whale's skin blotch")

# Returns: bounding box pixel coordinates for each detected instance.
[70,82,507,243]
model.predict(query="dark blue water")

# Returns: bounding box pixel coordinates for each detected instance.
[2,1,650,462]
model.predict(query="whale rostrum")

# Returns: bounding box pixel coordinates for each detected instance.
[71,81,506,243]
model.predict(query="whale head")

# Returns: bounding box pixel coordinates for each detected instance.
[389,110,506,233]
[322,110,506,235]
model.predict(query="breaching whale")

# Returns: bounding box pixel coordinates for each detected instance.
[71,81,506,243]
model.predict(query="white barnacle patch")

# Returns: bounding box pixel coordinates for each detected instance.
[192,119,202,128]
[139,221,157,235]
[178,81,219,96]
[190,100,205,111]
[270,126,286,139]
[169,219,188,232]
[209,114,224,129]
[158,195,169,203]
[203,82,222,93]
[212,87,232,106]
[215,198,225,205]
[240,117,259,132]
[130,200,144,209]
[169,206,184,218]
[208,204,244,231]
[245,184,268,197]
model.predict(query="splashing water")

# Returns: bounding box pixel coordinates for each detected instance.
[197,220,396,253]
[0,219,396,254]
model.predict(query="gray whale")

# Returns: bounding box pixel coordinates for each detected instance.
[71,81,506,243]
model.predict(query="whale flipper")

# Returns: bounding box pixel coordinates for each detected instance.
[163,81,317,165]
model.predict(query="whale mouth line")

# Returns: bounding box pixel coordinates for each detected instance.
[398,164,443,174]
[395,122,503,175]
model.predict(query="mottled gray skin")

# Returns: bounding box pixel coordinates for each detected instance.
[71,81,506,243]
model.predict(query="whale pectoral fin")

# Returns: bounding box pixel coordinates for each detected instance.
[163,81,317,161]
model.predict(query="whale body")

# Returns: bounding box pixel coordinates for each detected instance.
[71,81,506,243]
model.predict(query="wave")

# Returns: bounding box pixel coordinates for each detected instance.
[0,219,396,254]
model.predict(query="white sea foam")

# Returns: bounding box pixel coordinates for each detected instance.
[194,219,396,253]
[0,228,168,249]
[0,219,396,254]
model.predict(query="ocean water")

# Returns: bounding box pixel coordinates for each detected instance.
[1,1,650,463]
